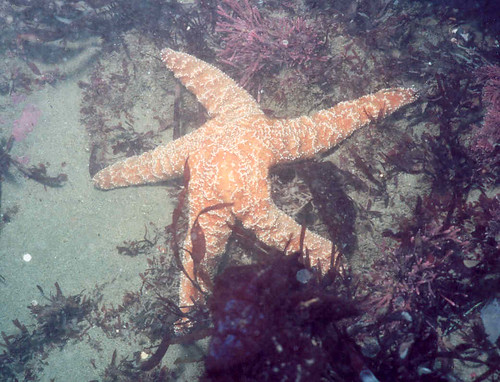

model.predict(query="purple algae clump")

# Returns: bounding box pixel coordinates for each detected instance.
[11,104,41,142]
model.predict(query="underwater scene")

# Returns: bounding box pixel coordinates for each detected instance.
[0,0,499,381]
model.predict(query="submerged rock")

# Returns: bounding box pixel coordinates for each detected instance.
[480,298,500,345]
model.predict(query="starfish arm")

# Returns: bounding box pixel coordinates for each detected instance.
[269,87,417,163]
[161,48,264,119]
[236,196,335,268]
[93,132,200,189]
[178,201,234,310]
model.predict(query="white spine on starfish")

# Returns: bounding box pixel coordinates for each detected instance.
[93,127,211,189]
[161,48,264,119]
[269,88,417,164]
[236,194,335,267]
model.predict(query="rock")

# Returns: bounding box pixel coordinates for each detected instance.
[480,298,500,345]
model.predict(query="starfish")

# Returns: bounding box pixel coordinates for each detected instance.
[93,48,416,312]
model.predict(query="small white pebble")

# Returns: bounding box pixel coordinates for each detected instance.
[22,253,32,262]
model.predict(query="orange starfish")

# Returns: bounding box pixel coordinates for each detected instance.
[93,49,416,313]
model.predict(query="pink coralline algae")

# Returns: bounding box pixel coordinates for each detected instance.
[470,65,500,182]
[216,0,327,89]
[472,66,499,153]
[11,104,41,141]
[11,93,27,105]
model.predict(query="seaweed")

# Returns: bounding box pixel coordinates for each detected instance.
[0,136,67,229]
[4,0,216,62]
[29,283,96,343]
[116,224,160,257]
[469,65,500,185]
[13,162,68,188]
[215,0,328,96]
[203,251,362,381]
[101,349,174,382]
[0,283,101,380]
[0,136,67,188]
[299,161,358,256]
[0,319,40,379]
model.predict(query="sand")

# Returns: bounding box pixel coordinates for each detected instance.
[0,38,202,381]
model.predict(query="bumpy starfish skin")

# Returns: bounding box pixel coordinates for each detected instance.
[93,49,417,310]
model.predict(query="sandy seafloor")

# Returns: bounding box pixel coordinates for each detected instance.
[0,41,203,380]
